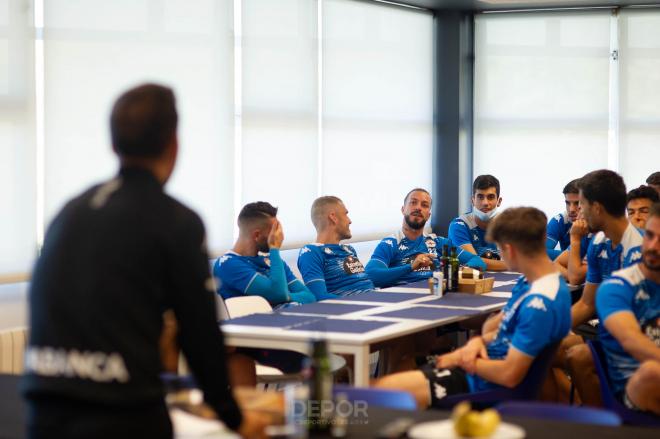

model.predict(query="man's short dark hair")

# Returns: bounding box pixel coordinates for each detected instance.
[563,179,580,195]
[627,185,660,204]
[237,202,278,229]
[578,169,627,217]
[404,188,431,204]
[110,83,178,158]
[486,207,547,256]
[473,175,500,197]
[646,172,660,186]
[650,202,660,220]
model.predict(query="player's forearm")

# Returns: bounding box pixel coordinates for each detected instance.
[571,300,595,328]
[365,260,412,288]
[567,245,584,285]
[474,357,525,388]
[618,332,660,363]
[484,258,508,271]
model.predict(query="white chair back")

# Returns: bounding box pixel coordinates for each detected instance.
[224,296,273,319]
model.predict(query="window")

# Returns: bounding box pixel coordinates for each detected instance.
[473,11,611,218]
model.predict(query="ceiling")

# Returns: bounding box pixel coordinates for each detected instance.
[392,0,660,12]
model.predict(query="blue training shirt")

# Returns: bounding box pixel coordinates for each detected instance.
[366,230,485,288]
[297,243,374,299]
[546,212,572,251]
[469,273,572,392]
[448,213,499,258]
[214,250,298,301]
[585,223,643,285]
[596,264,660,395]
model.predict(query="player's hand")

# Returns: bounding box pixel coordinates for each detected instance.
[267,220,284,249]
[460,337,487,374]
[570,218,589,240]
[436,349,461,369]
[411,253,435,271]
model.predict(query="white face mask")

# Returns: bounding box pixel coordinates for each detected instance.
[473,206,498,222]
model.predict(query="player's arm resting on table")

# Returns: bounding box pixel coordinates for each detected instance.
[598,280,660,362]
[167,215,242,430]
[365,240,413,287]
[460,243,507,271]
[297,247,339,300]
[454,245,488,271]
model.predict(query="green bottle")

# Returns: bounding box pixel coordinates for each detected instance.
[307,339,332,432]
[441,245,450,289]
[450,247,460,292]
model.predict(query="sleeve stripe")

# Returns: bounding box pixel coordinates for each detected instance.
[306,278,325,284]
[370,258,388,266]
[243,273,261,293]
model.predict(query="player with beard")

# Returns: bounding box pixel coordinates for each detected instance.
[214,202,315,309]
[366,188,486,288]
[595,202,660,414]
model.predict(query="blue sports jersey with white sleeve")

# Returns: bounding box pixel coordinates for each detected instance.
[366,230,486,288]
[448,213,499,258]
[214,249,313,308]
[297,243,374,299]
[469,273,571,391]
[596,265,660,396]
[585,223,643,285]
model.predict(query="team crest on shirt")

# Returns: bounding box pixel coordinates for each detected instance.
[425,238,437,255]
[399,244,408,251]
[343,255,365,275]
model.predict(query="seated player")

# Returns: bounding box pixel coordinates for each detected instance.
[546,179,581,259]
[553,212,593,286]
[214,202,315,309]
[214,202,314,378]
[375,207,571,407]
[448,175,508,271]
[626,185,659,229]
[366,188,486,288]
[596,202,660,415]
[556,170,644,406]
[647,172,660,196]
[298,196,374,299]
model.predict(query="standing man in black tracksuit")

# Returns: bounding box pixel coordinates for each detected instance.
[22,84,245,438]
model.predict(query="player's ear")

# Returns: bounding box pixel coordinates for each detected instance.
[497,197,502,207]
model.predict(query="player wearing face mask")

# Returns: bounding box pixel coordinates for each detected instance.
[448,175,508,272]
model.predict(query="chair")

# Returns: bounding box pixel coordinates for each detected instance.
[496,401,621,426]
[333,384,417,411]
[434,342,560,409]
[587,340,660,427]
[0,326,29,374]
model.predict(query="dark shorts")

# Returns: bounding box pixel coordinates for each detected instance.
[420,364,471,408]
[574,321,599,341]
[236,348,306,374]
[27,397,172,439]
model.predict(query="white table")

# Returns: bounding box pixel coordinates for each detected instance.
[221,275,519,386]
